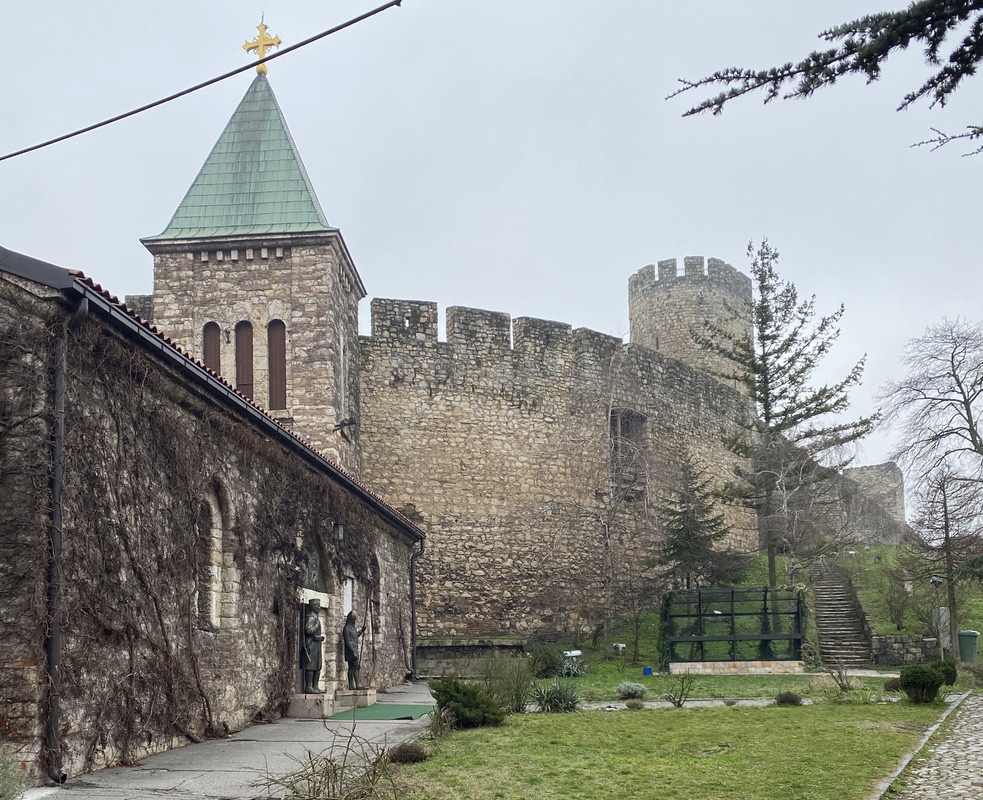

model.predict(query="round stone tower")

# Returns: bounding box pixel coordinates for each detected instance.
[628,256,752,388]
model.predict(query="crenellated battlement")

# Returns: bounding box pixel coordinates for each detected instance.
[367,300,624,365]
[628,256,751,303]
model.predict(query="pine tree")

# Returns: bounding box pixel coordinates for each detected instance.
[672,1,983,153]
[698,240,878,586]
[656,458,748,589]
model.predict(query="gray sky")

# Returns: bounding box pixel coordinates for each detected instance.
[4,1,981,472]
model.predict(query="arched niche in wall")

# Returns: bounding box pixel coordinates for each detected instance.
[203,322,221,374]
[268,319,287,410]
[235,321,253,399]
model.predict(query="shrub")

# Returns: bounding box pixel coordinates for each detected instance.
[624,698,645,710]
[899,664,944,704]
[387,742,428,764]
[933,657,957,686]
[559,657,587,678]
[963,661,983,688]
[664,674,696,708]
[883,677,901,692]
[527,643,565,678]
[775,691,803,706]
[429,676,505,728]
[476,654,536,713]
[0,755,23,800]
[532,679,581,713]
[616,682,648,700]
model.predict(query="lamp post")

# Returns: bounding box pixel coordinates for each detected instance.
[930,577,944,659]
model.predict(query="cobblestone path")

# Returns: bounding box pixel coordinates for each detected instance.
[891,693,983,799]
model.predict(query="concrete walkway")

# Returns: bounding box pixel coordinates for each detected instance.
[25,683,434,800]
[884,692,983,800]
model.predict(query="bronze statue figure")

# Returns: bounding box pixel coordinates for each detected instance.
[342,610,366,690]
[300,599,326,694]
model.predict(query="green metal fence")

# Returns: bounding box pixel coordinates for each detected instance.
[664,587,802,662]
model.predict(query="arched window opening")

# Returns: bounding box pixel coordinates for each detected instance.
[195,494,223,629]
[235,321,253,399]
[268,319,287,410]
[203,322,221,373]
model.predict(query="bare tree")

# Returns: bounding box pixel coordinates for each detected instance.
[910,466,983,654]
[883,318,983,478]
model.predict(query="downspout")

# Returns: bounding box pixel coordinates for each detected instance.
[44,325,67,784]
[409,537,424,678]
[44,298,86,784]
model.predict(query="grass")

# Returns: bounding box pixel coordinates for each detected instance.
[399,703,944,800]
[559,665,888,703]
[841,545,983,638]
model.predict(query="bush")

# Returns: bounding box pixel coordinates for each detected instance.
[933,657,957,686]
[624,698,645,710]
[429,676,505,728]
[387,742,428,764]
[527,643,565,678]
[476,654,536,713]
[616,682,648,700]
[0,755,24,800]
[899,664,944,704]
[532,679,581,713]
[559,657,587,678]
[883,677,901,692]
[775,691,803,706]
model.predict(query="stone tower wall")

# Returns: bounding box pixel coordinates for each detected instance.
[145,234,363,474]
[843,462,907,526]
[628,256,752,390]
[359,300,757,639]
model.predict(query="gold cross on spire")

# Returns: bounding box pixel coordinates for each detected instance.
[243,22,282,75]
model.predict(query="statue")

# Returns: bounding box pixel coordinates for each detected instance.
[342,610,366,690]
[300,599,326,694]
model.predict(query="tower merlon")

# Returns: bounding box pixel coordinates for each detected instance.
[370,298,438,344]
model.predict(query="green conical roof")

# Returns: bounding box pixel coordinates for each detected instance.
[145,75,333,241]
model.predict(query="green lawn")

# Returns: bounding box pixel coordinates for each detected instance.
[563,658,887,702]
[399,703,943,800]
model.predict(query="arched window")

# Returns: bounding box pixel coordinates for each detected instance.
[268,319,286,410]
[203,322,221,373]
[235,321,253,399]
[196,494,223,629]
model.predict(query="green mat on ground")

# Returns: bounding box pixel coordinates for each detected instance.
[327,703,434,721]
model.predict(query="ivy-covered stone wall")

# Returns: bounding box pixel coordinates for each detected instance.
[0,271,417,780]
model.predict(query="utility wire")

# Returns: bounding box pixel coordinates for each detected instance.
[0,0,404,163]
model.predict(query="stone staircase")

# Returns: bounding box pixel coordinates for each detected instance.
[810,568,872,669]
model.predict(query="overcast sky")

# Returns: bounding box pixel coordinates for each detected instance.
[3,1,981,474]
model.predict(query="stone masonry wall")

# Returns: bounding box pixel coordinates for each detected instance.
[628,256,752,392]
[843,462,907,526]
[0,273,414,780]
[359,299,757,640]
[143,233,363,475]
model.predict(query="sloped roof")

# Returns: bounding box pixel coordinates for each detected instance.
[144,74,333,241]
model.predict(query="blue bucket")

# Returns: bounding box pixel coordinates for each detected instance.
[643,667,652,676]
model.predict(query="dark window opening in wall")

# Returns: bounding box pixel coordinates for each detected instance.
[235,321,254,399]
[203,322,221,373]
[610,407,647,499]
[268,319,286,410]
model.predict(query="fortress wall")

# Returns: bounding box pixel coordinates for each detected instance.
[628,256,752,390]
[843,462,907,525]
[359,301,756,639]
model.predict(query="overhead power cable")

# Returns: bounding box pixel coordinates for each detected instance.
[0,0,404,163]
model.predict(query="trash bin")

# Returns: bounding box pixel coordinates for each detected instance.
[958,630,979,663]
